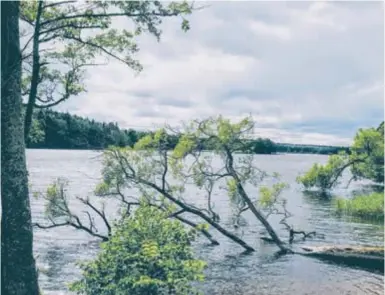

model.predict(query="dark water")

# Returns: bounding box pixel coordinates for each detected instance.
[27,150,384,295]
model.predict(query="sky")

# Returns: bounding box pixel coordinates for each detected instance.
[55,1,384,146]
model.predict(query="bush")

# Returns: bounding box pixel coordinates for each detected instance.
[70,205,206,295]
[335,192,384,221]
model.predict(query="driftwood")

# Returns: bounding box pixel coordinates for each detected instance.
[299,246,384,273]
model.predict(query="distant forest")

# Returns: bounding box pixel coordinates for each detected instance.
[27,109,349,155]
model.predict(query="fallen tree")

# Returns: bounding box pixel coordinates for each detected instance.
[35,116,318,254]
[299,245,384,274]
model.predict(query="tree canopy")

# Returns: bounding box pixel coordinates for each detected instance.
[19,0,195,142]
[297,122,384,191]
[69,205,206,295]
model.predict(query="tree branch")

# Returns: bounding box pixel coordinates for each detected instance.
[40,11,188,27]
[60,35,132,66]
[327,156,369,189]
[42,0,77,9]
[77,197,111,236]
[39,23,106,37]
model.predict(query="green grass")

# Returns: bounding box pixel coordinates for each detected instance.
[335,192,384,221]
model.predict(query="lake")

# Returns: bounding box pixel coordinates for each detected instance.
[27,149,384,295]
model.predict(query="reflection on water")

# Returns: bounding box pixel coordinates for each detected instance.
[27,150,384,295]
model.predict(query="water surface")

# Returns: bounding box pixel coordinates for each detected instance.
[27,150,384,295]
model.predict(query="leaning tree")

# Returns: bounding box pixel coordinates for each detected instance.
[36,116,317,254]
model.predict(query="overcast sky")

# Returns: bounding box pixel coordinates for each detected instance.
[56,1,384,146]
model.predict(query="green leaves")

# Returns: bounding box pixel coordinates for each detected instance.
[28,118,45,144]
[297,123,384,191]
[258,183,289,208]
[296,154,348,190]
[334,192,384,221]
[44,178,70,218]
[70,205,206,295]
[20,0,194,109]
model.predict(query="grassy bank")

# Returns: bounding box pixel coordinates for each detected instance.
[335,192,384,221]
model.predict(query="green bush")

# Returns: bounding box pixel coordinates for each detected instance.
[296,154,346,190]
[297,123,384,191]
[335,192,384,221]
[70,205,206,295]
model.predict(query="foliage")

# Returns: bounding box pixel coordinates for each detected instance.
[44,178,70,218]
[20,0,196,144]
[259,182,289,209]
[96,115,293,250]
[27,108,349,155]
[297,123,384,191]
[275,143,348,155]
[69,205,206,295]
[334,192,384,221]
[350,127,384,184]
[296,152,349,191]
[26,109,279,153]
[27,109,148,149]
[29,117,45,144]
[38,116,317,254]
[20,0,194,107]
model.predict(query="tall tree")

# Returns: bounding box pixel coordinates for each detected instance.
[19,0,195,143]
[1,1,40,294]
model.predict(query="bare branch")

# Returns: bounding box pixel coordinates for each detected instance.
[33,221,70,229]
[77,197,111,236]
[21,34,34,54]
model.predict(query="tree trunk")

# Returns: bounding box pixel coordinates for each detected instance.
[174,215,220,246]
[143,181,255,252]
[225,147,290,253]
[24,1,43,146]
[1,1,40,294]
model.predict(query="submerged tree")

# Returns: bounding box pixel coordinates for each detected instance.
[20,0,196,143]
[1,1,39,294]
[297,123,384,191]
[36,116,318,254]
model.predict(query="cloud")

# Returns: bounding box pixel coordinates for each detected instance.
[56,1,384,146]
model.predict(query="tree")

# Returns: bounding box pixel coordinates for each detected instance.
[297,122,384,191]
[1,1,40,294]
[69,205,206,295]
[36,116,318,255]
[19,0,195,143]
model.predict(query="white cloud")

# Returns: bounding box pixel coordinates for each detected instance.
[249,20,292,41]
[56,1,384,146]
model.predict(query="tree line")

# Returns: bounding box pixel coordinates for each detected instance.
[27,108,349,155]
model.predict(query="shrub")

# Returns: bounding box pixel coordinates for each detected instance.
[70,205,206,295]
